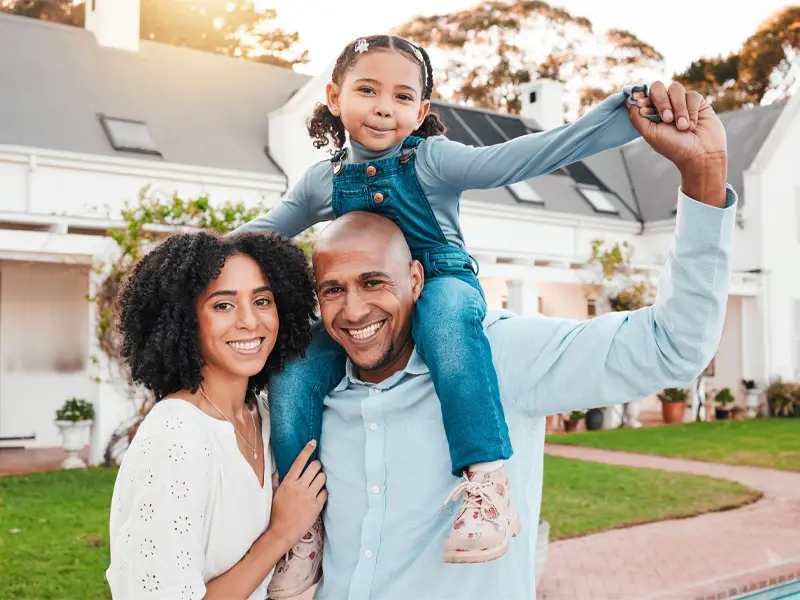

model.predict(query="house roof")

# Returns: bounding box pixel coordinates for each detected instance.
[433,101,642,222]
[593,101,787,222]
[0,12,786,223]
[0,13,310,176]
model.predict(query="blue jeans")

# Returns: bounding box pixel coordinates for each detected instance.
[269,136,512,479]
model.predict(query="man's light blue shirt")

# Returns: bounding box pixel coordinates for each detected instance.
[315,187,737,600]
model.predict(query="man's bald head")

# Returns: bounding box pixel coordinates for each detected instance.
[313,211,412,268]
[312,211,424,383]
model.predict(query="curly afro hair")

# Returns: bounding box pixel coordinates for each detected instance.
[117,231,317,400]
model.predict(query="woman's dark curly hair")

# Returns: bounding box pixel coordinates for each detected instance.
[117,231,317,401]
[308,34,447,151]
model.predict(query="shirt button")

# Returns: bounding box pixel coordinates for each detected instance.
[371,485,380,495]
[364,550,373,559]
[373,192,384,203]
[369,422,378,431]
[373,387,382,394]
[366,165,377,176]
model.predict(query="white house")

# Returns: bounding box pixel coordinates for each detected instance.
[0,0,795,463]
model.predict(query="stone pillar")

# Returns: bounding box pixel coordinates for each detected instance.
[506,279,540,316]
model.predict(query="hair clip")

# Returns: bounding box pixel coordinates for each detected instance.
[412,46,424,64]
[354,39,369,54]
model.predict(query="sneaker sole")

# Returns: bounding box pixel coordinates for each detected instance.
[267,564,322,600]
[443,516,521,564]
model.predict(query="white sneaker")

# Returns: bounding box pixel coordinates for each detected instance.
[442,465,520,563]
[267,517,323,599]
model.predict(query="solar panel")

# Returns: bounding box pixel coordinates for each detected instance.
[437,108,476,146]
[458,111,507,146]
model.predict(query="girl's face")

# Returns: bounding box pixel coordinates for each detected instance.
[195,254,279,380]
[326,50,431,151]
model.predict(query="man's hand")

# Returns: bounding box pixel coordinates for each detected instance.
[629,81,728,208]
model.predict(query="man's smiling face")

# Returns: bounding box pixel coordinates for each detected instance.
[313,212,423,383]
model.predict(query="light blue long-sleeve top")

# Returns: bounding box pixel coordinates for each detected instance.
[313,187,737,600]
[236,89,646,243]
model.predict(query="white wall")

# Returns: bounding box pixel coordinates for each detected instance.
[0,260,95,447]
[756,95,800,381]
[0,147,286,220]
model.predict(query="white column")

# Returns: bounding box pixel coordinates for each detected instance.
[506,279,540,317]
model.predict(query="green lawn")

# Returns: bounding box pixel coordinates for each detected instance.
[540,455,760,539]
[0,461,760,598]
[0,469,115,600]
[546,418,800,472]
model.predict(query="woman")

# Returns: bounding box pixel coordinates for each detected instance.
[106,231,325,600]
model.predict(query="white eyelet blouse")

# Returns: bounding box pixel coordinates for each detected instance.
[106,398,274,599]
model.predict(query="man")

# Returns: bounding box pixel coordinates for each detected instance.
[307,81,734,599]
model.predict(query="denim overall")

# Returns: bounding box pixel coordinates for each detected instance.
[268,136,512,479]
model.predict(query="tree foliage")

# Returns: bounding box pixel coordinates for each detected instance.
[393,0,664,118]
[675,6,800,111]
[0,0,308,68]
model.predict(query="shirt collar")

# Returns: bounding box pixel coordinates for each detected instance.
[333,346,430,392]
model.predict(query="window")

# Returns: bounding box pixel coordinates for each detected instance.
[587,297,597,317]
[508,181,543,204]
[99,116,161,156]
[579,187,619,215]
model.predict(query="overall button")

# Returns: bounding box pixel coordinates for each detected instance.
[366,165,377,176]
[373,192,384,203]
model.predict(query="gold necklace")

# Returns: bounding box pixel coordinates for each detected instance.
[199,386,259,461]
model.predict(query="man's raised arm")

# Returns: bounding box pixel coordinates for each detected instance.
[490,82,736,418]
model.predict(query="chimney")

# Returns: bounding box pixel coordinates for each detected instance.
[85,0,141,52]
[520,79,565,130]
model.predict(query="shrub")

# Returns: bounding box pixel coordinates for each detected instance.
[658,388,689,403]
[55,397,95,422]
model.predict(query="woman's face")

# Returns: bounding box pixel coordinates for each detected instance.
[195,254,279,379]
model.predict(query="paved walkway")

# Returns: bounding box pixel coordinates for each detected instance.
[0,446,90,476]
[539,445,800,600]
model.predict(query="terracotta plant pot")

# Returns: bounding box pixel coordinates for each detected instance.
[661,401,686,424]
[565,419,580,432]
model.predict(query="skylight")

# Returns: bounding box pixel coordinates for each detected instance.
[579,188,619,214]
[100,116,161,156]
[508,181,543,204]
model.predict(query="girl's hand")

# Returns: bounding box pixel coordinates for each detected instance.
[269,441,327,549]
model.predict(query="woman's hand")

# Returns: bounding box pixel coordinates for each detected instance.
[269,440,327,550]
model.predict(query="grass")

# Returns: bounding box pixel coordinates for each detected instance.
[546,418,800,471]
[0,460,761,598]
[540,455,761,540]
[0,469,115,600]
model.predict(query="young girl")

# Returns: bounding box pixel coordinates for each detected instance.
[238,34,660,599]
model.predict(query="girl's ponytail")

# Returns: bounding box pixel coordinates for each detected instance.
[413,113,447,138]
[307,103,346,151]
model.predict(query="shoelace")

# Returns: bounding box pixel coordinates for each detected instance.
[439,474,502,529]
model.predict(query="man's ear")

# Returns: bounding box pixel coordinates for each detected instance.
[326,82,342,117]
[410,260,424,303]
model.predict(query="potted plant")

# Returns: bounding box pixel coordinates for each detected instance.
[54,397,95,469]
[713,387,735,420]
[741,379,759,418]
[657,387,689,424]
[766,378,800,418]
[565,410,585,432]
[585,407,605,431]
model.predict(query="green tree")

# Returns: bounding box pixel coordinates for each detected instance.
[393,0,664,118]
[675,6,799,111]
[0,0,308,68]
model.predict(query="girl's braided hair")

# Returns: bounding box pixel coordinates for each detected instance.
[307,35,447,152]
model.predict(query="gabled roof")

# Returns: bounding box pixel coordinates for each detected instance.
[0,13,309,175]
[433,100,641,221]
[593,101,787,222]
